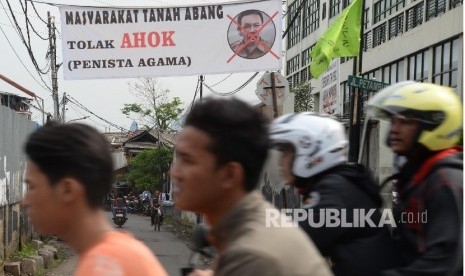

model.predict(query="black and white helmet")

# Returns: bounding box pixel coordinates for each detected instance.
[270,112,348,178]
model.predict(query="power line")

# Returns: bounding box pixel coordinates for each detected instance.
[67,103,108,129]
[204,74,232,88]
[28,0,47,24]
[3,0,51,76]
[202,72,259,96]
[0,24,52,92]
[20,0,48,40]
[66,94,129,131]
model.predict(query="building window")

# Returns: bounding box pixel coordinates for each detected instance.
[340,57,354,64]
[373,0,405,24]
[287,0,302,49]
[363,8,370,30]
[450,0,463,9]
[287,55,300,76]
[300,68,309,83]
[426,0,446,21]
[329,0,341,19]
[322,3,327,19]
[293,73,301,88]
[388,14,404,39]
[301,46,313,67]
[407,49,429,82]
[381,59,405,84]
[373,23,387,47]
[406,2,424,31]
[303,0,320,38]
[433,38,459,88]
[363,31,372,51]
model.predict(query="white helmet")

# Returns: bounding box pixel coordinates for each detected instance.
[269,112,348,178]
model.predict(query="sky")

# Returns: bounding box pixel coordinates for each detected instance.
[0,0,285,132]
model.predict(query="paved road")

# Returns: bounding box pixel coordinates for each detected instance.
[46,211,193,276]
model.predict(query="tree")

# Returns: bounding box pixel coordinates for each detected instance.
[126,147,173,192]
[121,78,184,131]
[292,83,315,112]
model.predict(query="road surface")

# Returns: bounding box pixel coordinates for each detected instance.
[46,211,193,276]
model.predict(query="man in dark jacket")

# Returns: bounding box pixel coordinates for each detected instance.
[270,112,400,276]
[367,81,463,275]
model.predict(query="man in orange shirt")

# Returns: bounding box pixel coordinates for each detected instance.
[22,122,167,276]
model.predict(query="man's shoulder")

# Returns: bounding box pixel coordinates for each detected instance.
[421,150,462,186]
[223,228,330,275]
[77,232,167,276]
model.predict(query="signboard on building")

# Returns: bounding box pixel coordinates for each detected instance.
[59,0,282,80]
[319,59,340,115]
[348,75,389,91]
[256,72,289,106]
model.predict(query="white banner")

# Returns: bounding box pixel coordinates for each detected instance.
[319,59,340,115]
[59,0,282,80]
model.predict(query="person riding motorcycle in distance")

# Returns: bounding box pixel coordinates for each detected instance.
[269,112,400,276]
[366,81,463,275]
[113,192,128,217]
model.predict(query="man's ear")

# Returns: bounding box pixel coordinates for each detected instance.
[55,178,85,203]
[220,162,244,190]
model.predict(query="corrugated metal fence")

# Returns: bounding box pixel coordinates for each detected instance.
[0,105,37,265]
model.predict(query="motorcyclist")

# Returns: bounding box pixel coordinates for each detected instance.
[269,112,400,276]
[112,192,128,217]
[367,81,463,275]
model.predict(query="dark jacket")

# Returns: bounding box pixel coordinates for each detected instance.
[382,148,463,276]
[299,163,400,276]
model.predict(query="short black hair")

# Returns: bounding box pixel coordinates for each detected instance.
[25,122,114,209]
[184,97,270,192]
[238,10,264,25]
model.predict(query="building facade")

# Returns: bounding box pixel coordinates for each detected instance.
[284,0,462,181]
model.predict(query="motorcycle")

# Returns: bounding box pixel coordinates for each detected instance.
[127,196,141,214]
[112,207,128,227]
[140,191,152,216]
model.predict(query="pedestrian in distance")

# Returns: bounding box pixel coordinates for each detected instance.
[22,122,168,276]
[269,112,401,276]
[170,97,331,276]
[367,81,463,275]
[151,189,163,226]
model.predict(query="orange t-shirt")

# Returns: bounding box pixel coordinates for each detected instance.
[75,231,167,276]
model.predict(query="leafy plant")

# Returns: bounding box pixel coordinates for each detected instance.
[126,147,173,191]
[291,83,315,112]
[12,243,38,259]
[121,78,184,131]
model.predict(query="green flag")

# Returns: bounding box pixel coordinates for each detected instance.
[310,0,362,78]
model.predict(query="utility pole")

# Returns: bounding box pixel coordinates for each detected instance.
[270,72,279,118]
[348,0,366,163]
[199,75,204,100]
[48,12,59,121]
[61,92,67,123]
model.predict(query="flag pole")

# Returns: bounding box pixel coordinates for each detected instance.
[348,0,366,163]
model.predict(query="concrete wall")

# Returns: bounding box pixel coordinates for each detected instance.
[0,105,37,265]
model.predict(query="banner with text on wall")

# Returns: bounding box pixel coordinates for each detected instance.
[59,0,282,80]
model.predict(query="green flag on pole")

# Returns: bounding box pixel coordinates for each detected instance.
[310,0,362,78]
